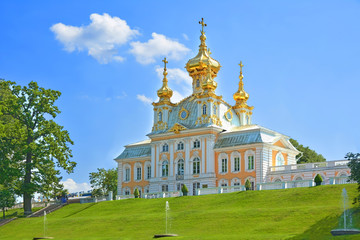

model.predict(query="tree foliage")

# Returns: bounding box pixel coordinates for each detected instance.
[0,187,16,219]
[0,80,76,215]
[89,168,117,200]
[245,179,251,190]
[133,188,139,198]
[314,174,323,186]
[289,139,326,164]
[347,152,360,184]
[181,184,188,196]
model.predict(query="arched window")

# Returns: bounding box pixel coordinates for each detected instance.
[162,160,169,177]
[213,104,217,115]
[124,167,131,182]
[247,154,255,170]
[193,139,200,149]
[158,111,162,122]
[162,143,169,152]
[202,104,207,115]
[276,152,285,166]
[177,159,184,175]
[231,151,241,172]
[136,165,142,180]
[196,79,200,88]
[177,142,184,150]
[193,157,200,174]
[221,157,228,173]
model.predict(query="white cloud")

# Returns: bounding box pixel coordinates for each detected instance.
[155,67,192,96]
[172,90,186,103]
[130,33,190,64]
[50,13,139,64]
[61,178,91,193]
[183,33,189,40]
[137,94,153,104]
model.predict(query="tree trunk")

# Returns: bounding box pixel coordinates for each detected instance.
[2,207,5,219]
[23,149,32,215]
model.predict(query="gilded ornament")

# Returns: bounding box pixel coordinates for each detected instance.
[178,107,189,120]
[169,123,187,134]
[225,108,233,121]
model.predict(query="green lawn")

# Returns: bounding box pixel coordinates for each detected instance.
[0,184,359,239]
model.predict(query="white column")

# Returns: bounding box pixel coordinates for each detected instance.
[206,136,215,173]
[117,162,123,195]
[156,144,160,177]
[169,141,174,176]
[151,145,155,178]
[185,138,190,175]
[201,137,206,174]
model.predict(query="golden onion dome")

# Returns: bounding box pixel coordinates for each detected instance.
[202,61,218,92]
[186,18,221,76]
[157,58,173,100]
[233,61,249,104]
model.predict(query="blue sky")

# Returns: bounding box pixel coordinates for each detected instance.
[1,0,359,192]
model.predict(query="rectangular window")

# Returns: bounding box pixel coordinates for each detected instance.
[162,185,168,192]
[146,166,151,179]
[222,158,227,173]
[125,190,130,195]
[125,168,130,181]
[248,156,254,170]
[136,167,141,180]
[177,142,184,150]
[193,161,200,174]
[221,183,228,187]
[234,157,240,172]
[177,183,184,191]
[193,140,200,149]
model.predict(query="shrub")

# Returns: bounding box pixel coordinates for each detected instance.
[133,188,139,198]
[245,179,251,191]
[314,174,323,186]
[181,184,188,196]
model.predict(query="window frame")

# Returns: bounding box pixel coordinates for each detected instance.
[136,167,142,180]
[193,157,200,174]
[177,159,184,176]
[162,160,169,177]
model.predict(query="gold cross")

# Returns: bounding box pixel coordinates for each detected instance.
[239,61,244,73]
[199,18,207,33]
[162,57,168,69]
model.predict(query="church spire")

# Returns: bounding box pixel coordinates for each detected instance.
[233,61,254,126]
[233,61,249,105]
[157,57,173,104]
[186,18,221,95]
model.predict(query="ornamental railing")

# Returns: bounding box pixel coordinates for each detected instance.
[269,160,349,172]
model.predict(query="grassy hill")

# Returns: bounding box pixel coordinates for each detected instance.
[0,184,359,240]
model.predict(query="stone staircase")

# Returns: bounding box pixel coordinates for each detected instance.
[0,218,16,227]
[27,203,65,218]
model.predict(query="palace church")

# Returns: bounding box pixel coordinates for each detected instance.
[114,19,350,197]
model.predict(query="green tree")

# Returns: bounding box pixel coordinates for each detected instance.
[0,80,76,215]
[0,187,16,219]
[181,184,188,196]
[133,188,139,198]
[314,174,323,186]
[245,179,251,191]
[289,139,326,164]
[89,168,117,200]
[347,152,360,183]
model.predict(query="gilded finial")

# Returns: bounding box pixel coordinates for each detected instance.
[199,18,207,34]
[239,61,244,81]
[162,57,168,79]
[233,60,249,104]
[157,57,173,101]
[162,57,168,70]
[208,48,212,55]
